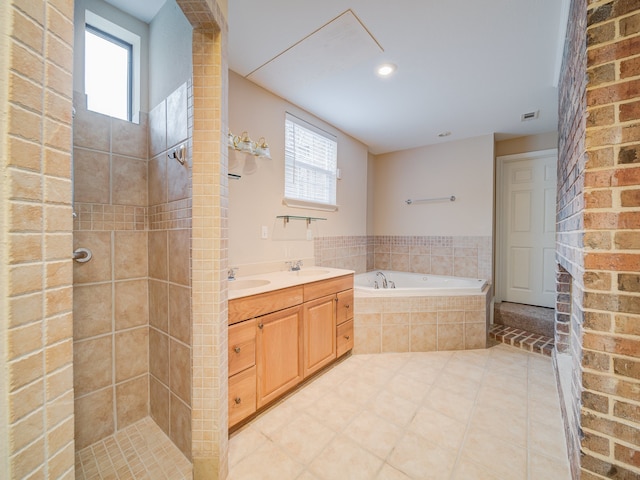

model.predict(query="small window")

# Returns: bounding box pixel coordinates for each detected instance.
[284,113,338,210]
[85,24,132,121]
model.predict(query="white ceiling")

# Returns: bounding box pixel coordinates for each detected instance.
[107,0,569,155]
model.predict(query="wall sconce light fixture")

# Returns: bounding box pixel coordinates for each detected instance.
[228,131,272,160]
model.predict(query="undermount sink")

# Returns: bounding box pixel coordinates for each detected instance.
[291,269,330,276]
[228,279,271,290]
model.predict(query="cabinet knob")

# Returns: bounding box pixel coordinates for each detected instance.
[345,304,350,309]
[258,323,264,330]
[234,346,241,353]
[344,335,350,340]
[234,397,242,405]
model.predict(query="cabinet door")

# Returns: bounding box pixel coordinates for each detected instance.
[303,294,337,378]
[256,305,303,408]
[336,289,354,325]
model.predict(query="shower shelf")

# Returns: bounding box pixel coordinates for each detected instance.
[276,215,327,227]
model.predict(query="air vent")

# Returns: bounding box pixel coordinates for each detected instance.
[521,110,539,121]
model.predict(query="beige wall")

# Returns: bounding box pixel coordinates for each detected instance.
[495,131,557,157]
[228,71,369,269]
[373,135,495,236]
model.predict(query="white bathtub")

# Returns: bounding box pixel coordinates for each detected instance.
[354,270,487,297]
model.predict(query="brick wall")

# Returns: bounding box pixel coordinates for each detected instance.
[559,0,640,478]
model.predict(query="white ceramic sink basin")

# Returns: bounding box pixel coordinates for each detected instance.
[228,279,271,290]
[291,269,330,276]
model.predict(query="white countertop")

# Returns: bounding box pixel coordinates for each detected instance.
[228,267,355,300]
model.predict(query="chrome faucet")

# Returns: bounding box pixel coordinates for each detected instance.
[228,267,238,281]
[286,260,303,271]
[376,271,388,289]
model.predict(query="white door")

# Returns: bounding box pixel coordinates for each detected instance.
[498,150,557,308]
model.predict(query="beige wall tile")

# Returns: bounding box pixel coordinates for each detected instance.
[45,285,72,318]
[73,283,112,340]
[9,167,43,201]
[149,328,170,385]
[8,322,43,360]
[10,409,44,453]
[148,230,168,280]
[168,229,190,286]
[148,154,168,206]
[10,202,42,232]
[114,231,148,280]
[112,116,148,159]
[46,390,74,428]
[170,339,191,404]
[46,416,73,457]
[10,351,44,392]
[149,100,167,157]
[46,260,72,289]
[410,255,430,273]
[7,136,42,171]
[73,336,112,396]
[167,147,190,202]
[9,379,43,423]
[9,292,43,328]
[45,363,73,401]
[10,437,44,480]
[115,327,149,382]
[438,311,465,324]
[382,325,410,353]
[45,339,72,373]
[454,257,478,278]
[149,279,169,332]
[116,376,149,429]
[45,312,72,345]
[169,284,191,345]
[45,233,72,261]
[9,233,42,264]
[410,325,438,352]
[115,279,149,330]
[73,106,110,151]
[411,312,438,324]
[170,394,192,458]
[74,388,114,450]
[73,148,110,203]
[73,231,112,284]
[431,256,453,276]
[150,376,170,435]
[167,82,188,149]
[438,324,464,351]
[112,156,148,206]
[465,324,487,349]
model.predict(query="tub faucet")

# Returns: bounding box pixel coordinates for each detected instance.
[376,271,388,289]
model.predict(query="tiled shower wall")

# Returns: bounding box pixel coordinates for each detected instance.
[315,235,493,282]
[72,100,150,450]
[2,1,76,477]
[148,82,193,458]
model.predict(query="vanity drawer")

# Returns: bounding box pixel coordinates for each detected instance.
[228,319,256,376]
[229,366,257,428]
[304,274,353,302]
[336,289,354,325]
[336,319,354,357]
[229,286,304,325]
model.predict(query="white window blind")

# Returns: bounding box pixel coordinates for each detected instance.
[284,113,338,209]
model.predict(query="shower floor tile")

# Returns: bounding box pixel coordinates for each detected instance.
[75,417,192,480]
[229,344,571,480]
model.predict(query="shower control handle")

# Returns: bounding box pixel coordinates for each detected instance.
[73,247,92,263]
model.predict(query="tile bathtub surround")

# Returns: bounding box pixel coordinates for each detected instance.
[3,0,76,478]
[228,345,571,480]
[354,293,489,354]
[315,235,493,282]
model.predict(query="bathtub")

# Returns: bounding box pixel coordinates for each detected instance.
[353,271,490,353]
[355,270,487,297]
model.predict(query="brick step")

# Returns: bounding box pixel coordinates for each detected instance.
[489,324,553,356]
[494,302,555,338]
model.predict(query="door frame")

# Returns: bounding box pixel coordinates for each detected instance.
[495,148,558,305]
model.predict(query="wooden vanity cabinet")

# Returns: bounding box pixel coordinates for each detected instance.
[227,273,354,428]
[256,305,304,408]
[303,294,336,378]
[228,319,257,427]
[336,288,354,357]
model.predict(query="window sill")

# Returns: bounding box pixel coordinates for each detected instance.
[282,198,339,212]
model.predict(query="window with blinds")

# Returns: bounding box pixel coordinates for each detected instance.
[284,113,338,210]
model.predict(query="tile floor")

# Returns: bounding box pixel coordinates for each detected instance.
[229,344,571,480]
[75,344,571,480]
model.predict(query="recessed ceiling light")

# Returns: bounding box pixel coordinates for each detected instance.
[438,131,452,137]
[376,63,396,77]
